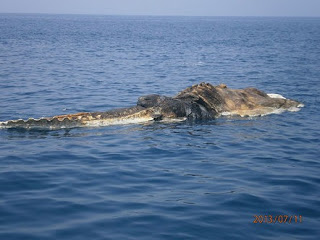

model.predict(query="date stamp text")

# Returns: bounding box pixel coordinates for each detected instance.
[253,215,303,224]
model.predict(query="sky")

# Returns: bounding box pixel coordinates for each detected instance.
[0,0,320,17]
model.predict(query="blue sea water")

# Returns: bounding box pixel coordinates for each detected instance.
[0,14,320,239]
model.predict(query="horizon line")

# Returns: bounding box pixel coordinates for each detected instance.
[1,12,320,18]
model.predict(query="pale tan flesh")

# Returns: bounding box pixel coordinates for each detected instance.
[176,83,302,117]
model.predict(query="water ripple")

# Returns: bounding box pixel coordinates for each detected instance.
[0,14,320,240]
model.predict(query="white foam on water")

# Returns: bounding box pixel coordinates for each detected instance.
[287,105,304,112]
[297,103,305,108]
[160,117,187,123]
[0,121,8,128]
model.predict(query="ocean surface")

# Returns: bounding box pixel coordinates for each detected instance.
[0,14,319,239]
